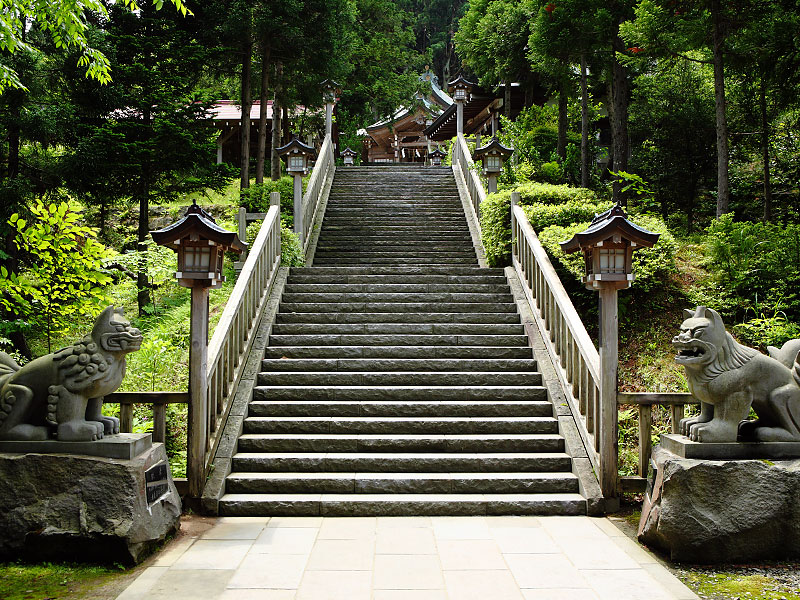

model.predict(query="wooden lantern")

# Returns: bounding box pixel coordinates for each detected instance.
[151,202,246,289]
[447,75,474,102]
[428,147,447,166]
[473,136,513,175]
[276,135,316,175]
[321,79,341,104]
[340,147,358,166]
[560,204,659,290]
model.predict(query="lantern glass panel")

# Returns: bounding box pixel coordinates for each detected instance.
[289,155,305,171]
[343,156,354,165]
[184,246,212,272]
[454,88,466,100]
[598,248,626,274]
[486,155,501,171]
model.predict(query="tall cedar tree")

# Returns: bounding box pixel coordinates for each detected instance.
[64,3,231,315]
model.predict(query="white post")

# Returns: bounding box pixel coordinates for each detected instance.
[488,175,498,194]
[293,174,303,241]
[598,285,619,503]
[325,102,334,137]
[491,111,498,136]
[270,191,280,207]
[188,285,209,499]
[216,135,223,165]
[456,101,464,135]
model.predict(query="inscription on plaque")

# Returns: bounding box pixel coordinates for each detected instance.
[145,461,169,505]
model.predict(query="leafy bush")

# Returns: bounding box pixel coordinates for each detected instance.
[281,227,305,266]
[537,161,563,184]
[733,315,800,350]
[521,199,614,232]
[239,178,294,212]
[704,214,800,322]
[537,214,678,295]
[479,183,601,267]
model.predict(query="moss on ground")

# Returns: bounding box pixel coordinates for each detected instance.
[0,562,128,600]
[680,570,800,600]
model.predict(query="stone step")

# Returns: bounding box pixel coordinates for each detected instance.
[278,303,516,314]
[225,472,579,495]
[289,267,505,275]
[262,346,534,359]
[236,433,565,453]
[267,334,528,347]
[243,416,557,435]
[313,245,476,253]
[283,283,511,294]
[231,452,572,473]
[310,252,478,260]
[271,323,522,335]
[247,400,554,418]
[218,493,587,516]
[260,358,537,372]
[286,275,506,285]
[312,258,479,266]
[252,385,547,402]
[274,312,521,324]
[281,292,513,304]
[256,371,541,387]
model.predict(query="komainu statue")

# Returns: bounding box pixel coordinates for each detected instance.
[673,306,800,442]
[0,306,142,442]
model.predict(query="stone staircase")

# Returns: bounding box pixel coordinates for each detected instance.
[219,165,587,515]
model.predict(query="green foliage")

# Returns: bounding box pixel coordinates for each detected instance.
[0,200,112,352]
[538,214,678,295]
[111,240,178,315]
[521,199,614,232]
[734,315,800,350]
[0,561,124,600]
[703,214,800,322]
[538,161,564,184]
[281,227,305,267]
[479,182,600,267]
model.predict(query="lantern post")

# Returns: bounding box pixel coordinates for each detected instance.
[560,205,659,502]
[321,79,340,138]
[151,203,245,499]
[473,136,513,194]
[276,135,316,243]
[448,76,474,135]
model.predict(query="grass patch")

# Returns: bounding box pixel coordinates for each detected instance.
[680,571,800,600]
[0,562,127,600]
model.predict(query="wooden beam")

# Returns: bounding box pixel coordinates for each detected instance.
[105,391,189,405]
[617,392,697,406]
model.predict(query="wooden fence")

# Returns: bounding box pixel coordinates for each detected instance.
[300,134,335,254]
[452,133,485,228]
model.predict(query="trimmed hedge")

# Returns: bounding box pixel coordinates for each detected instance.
[480,183,601,267]
[537,214,678,294]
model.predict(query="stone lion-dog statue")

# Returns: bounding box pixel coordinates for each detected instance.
[673,306,800,443]
[0,306,142,442]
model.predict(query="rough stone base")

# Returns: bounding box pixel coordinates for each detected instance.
[638,445,800,563]
[0,443,181,564]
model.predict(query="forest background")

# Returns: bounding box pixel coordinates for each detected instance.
[1,0,800,478]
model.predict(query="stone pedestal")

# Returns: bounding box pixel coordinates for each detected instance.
[638,442,800,563]
[0,440,181,564]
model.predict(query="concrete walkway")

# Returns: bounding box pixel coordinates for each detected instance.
[116,516,698,600]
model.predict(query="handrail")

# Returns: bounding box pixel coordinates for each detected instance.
[452,133,486,229]
[300,134,335,255]
[197,204,282,490]
[511,201,602,476]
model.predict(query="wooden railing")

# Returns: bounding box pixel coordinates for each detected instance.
[108,391,189,443]
[300,134,335,254]
[194,204,282,494]
[511,197,604,480]
[452,133,485,229]
[618,392,697,482]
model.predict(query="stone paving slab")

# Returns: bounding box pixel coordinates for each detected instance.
[115,516,698,600]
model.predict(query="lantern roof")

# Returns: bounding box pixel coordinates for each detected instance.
[340,147,358,158]
[151,202,246,252]
[560,204,659,254]
[447,75,475,93]
[473,136,513,159]
[320,79,341,93]
[276,135,316,157]
[428,147,447,158]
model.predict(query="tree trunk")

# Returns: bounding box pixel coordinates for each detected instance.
[610,34,630,206]
[283,105,290,143]
[759,73,772,222]
[270,63,283,180]
[580,54,590,188]
[255,42,271,185]
[711,0,730,216]
[557,78,568,161]
[240,30,253,191]
[504,79,511,120]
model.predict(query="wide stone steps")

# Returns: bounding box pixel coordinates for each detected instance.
[219,166,585,516]
[219,493,587,517]
[225,472,579,494]
[247,400,555,418]
[242,416,558,434]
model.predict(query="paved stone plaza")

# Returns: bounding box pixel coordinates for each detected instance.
[115,515,698,599]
